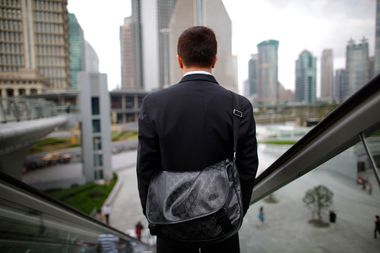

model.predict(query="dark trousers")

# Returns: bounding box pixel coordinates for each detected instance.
[157,233,240,253]
[375,227,380,238]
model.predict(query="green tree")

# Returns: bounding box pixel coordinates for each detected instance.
[303,185,333,222]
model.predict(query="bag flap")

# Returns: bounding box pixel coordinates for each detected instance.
[146,159,232,224]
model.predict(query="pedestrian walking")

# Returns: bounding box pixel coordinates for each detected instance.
[135,221,144,241]
[374,215,380,239]
[367,182,372,195]
[257,206,265,227]
[362,178,367,190]
[137,26,258,253]
[95,208,104,222]
[97,233,119,253]
[329,210,337,223]
[102,204,111,225]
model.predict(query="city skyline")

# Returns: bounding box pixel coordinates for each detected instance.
[67,0,376,93]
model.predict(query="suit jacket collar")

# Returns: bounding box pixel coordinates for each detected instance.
[179,74,219,85]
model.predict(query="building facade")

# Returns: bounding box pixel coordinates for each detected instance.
[168,0,238,92]
[334,68,347,103]
[345,38,369,99]
[248,54,258,97]
[78,72,112,182]
[157,0,177,89]
[256,40,279,104]
[320,49,334,102]
[295,50,317,104]
[375,0,380,76]
[68,13,84,90]
[120,17,139,90]
[0,0,70,97]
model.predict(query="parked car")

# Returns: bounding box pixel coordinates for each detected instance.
[41,152,72,166]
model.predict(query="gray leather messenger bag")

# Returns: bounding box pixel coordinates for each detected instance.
[146,92,244,245]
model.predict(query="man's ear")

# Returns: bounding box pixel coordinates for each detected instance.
[177,55,184,69]
[211,55,218,68]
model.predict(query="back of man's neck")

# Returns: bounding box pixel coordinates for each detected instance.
[182,66,212,75]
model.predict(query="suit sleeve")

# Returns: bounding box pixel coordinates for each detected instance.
[236,100,259,215]
[136,97,160,215]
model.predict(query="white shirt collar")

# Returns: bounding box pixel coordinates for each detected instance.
[183,71,212,77]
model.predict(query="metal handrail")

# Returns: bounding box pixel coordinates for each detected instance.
[251,74,380,204]
[0,97,59,123]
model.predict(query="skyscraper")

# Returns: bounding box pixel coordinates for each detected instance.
[168,0,238,92]
[157,0,177,89]
[69,13,84,89]
[0,0,70,97]
[84,41,99,73]
[334,69,347,103]
[248,54,258,97]
[346,38,369,99]
[320,49,334,102]
[131,0,144,88]
[374,0,380,76]
[120,17,139,90]
[256,40,279,104]
[129,0,176,91]
[295,50,317,104]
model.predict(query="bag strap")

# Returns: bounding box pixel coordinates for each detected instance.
[231,92,242,162]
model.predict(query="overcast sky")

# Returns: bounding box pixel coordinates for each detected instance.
[68,0,376,94]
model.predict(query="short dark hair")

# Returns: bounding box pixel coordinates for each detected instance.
[177,26,217,68]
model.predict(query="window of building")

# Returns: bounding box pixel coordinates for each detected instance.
[92,119,101,133]
[18,89,25,96]
[125,96,134,109]
[137,96,144,108]
[94,154,103,167]
[93,136,102,151]
[6,89,14,97]
[94,169,104,180]
[111,95,122,109]
[116,113,123,124]
[91,97,100,115]
[126,113,135,123]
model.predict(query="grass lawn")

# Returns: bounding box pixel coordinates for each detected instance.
[31,137,80,153]
[45,174,118,216]
[111,131,138,142]
[32,131,137,154]
[259,140,297,145]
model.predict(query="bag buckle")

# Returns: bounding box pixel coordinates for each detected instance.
[233,109,243,118]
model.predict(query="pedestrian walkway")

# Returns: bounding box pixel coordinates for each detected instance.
[108,155,148,235]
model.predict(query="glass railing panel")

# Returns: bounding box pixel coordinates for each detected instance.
[0,173,153,253]
[240,127,380,253]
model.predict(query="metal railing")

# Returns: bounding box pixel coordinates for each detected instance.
[0,97,58,123]
[250,74,380,204]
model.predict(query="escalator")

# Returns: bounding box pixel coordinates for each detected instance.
[0,75,379,252]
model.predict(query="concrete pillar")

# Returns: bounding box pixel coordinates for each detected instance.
[0,146,31,180]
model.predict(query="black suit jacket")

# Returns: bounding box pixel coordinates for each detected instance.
[137,74,258,215]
